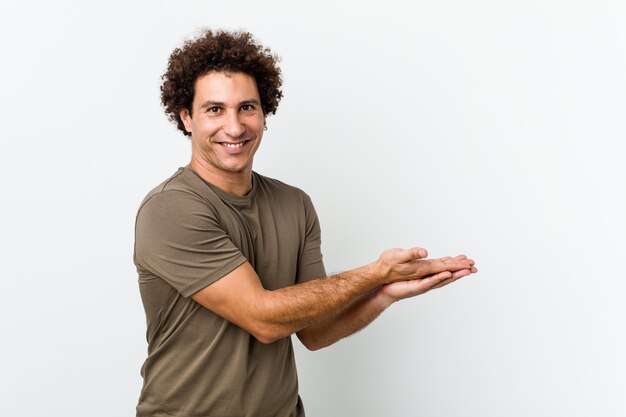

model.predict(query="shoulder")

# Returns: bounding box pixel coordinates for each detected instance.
[137,167,221,215]
[135,170,225,246]
[135,170,226,237]
[253,172,314,206]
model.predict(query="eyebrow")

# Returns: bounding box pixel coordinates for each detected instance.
[199,99,261,110]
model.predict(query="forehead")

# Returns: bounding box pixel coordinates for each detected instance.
[193,71,260,105]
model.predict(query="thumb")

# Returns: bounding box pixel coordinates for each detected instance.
[403,247,428,262]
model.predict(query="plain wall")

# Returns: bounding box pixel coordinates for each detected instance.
[1,1,624,416]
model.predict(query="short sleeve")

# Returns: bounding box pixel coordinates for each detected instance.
[134,190,247,297]
[296,193,326,283]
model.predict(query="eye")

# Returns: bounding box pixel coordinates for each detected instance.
[240,104,255,112]
[207,106,221,113]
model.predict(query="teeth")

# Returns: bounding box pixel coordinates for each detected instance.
[223,142,244,149]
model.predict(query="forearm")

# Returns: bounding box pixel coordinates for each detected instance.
[254,264,383,342]
[192,249,474,344]
[296,288,393,350]
[295,259,478,350]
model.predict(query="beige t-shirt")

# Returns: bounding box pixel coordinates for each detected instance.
[134,167,326,417]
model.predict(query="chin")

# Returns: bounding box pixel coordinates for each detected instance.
[222,164,251,173]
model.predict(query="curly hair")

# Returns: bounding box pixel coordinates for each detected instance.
[160,29,283,136]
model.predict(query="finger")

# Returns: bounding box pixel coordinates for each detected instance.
[420,256,473,276]
[421,270,453,287]
[430,277,459,290]
[454,255,476,267]
[430,268,473,290]
[452,268,475,279]
[387,272,451,298]
[454,255,474,265]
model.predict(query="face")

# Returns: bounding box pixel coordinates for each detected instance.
[180,71,265,178]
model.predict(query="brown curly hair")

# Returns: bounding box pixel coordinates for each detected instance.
[161,29,283,136]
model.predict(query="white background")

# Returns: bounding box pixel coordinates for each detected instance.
[1,1,625,416]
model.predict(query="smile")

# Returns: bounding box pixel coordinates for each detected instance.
[216,139,254,153]
[223,142,246,149]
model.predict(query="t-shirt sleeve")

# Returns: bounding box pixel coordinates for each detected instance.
[134,190,247,297]
[296,193,327,283]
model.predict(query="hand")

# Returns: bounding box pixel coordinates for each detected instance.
[375,248,475,285]
[377,255,477,305]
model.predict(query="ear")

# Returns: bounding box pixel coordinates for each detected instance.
[179,108,193,133]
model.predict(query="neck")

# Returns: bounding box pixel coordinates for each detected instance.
[189,158,253,196]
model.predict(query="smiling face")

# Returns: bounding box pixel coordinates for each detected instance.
[180,71,265,194]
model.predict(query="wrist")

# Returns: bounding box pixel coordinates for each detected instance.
[371,287,396,309]
[366,258,388,285]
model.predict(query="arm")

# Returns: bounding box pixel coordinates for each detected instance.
[296,257,477,350]
[191,248,475,344]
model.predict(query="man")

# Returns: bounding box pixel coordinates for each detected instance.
[134,29,477,417]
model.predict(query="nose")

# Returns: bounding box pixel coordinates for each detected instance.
[223,111,245,138]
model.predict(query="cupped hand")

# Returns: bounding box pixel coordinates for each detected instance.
[377,254,477,304]
[376,248,475,285]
